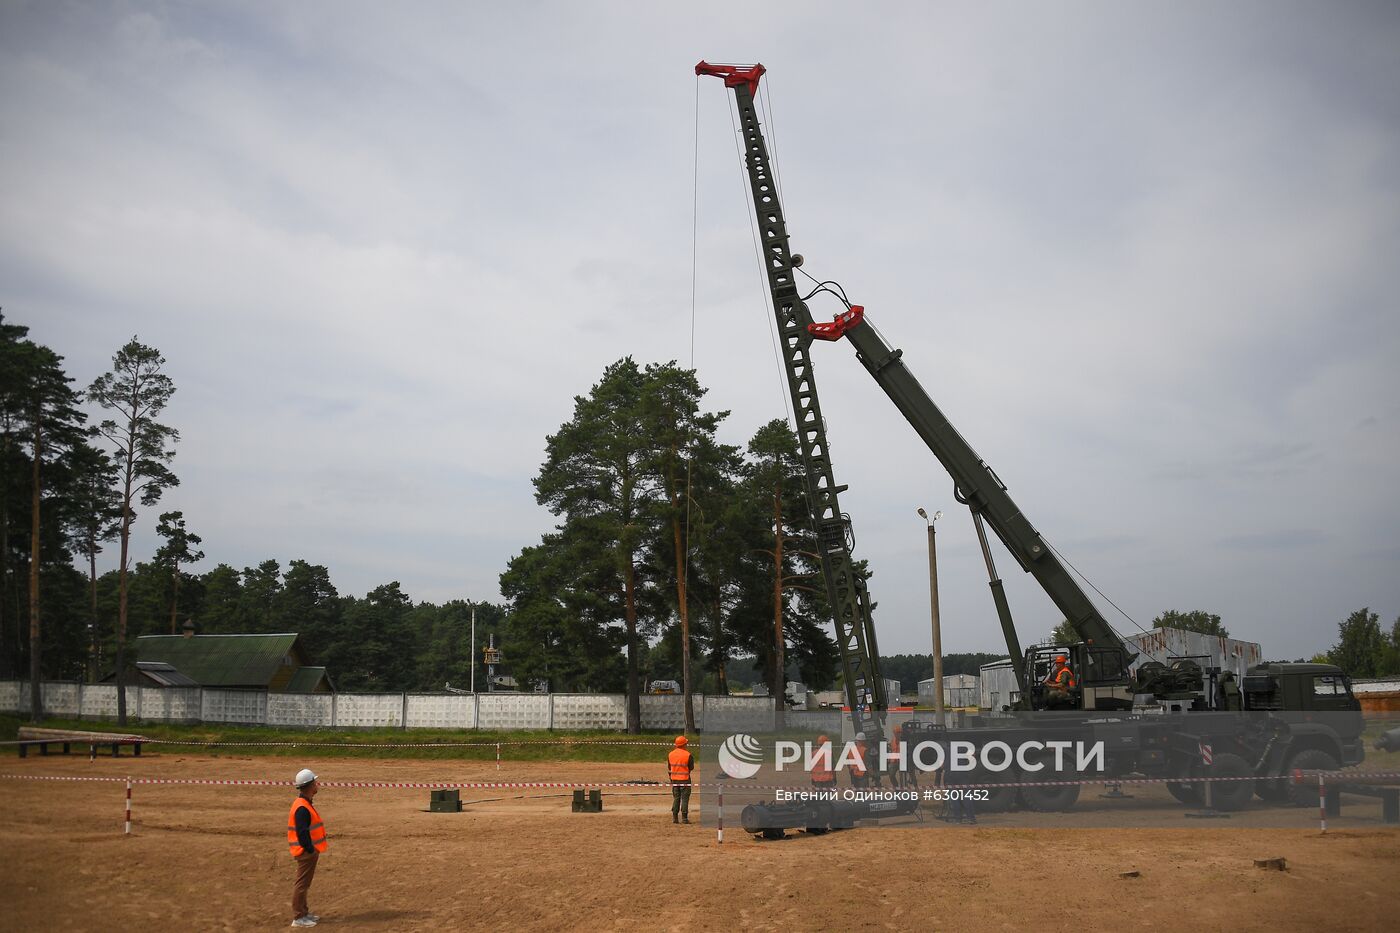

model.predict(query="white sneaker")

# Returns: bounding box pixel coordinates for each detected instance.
[306,915,320,923]
[292,918,317,928]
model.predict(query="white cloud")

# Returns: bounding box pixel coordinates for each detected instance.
[3,1,1398,661]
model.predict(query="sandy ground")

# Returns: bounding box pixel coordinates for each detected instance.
[1,751,1397,932]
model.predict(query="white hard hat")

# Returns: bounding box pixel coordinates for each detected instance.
[295,768,318,787]
[855,732,866,740]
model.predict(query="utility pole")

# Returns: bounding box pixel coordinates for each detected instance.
[470,605,476,694]
[918,508,945,724]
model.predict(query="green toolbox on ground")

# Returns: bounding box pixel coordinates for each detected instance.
[430,788,462,812]
[572,789,603,812]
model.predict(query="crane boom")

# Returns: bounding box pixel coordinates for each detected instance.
[697,61,886,736]
[701,60,1137,713]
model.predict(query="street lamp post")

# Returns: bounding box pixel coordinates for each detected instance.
[918,507,945,724]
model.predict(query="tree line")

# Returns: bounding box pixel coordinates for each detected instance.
[6,315,1393,731]
[3,326,854,730]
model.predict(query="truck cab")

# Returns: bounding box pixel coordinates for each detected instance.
[1243,661,1365,768]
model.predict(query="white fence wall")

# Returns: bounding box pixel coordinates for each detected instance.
[478,693,550,730]
[405,694,475,730]
[335,693,404,728]
[0,680,791,732]
[552,694,627,730]
[202,688,268,725]
[268,693,334,728]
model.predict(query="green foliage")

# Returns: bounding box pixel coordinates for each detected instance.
[1327,607,1390,678]
[0,312,95,700]
[1152,609,1229,637]
[153,510,203,635]
[1043,618,1077,646]
[880,652,1006,692]
[87,338,180,723]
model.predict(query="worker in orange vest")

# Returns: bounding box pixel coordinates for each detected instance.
[889,723,912,788]
[850,731,870,788]
[811,735,837,790]
[1045,655,1077,689]
[668,736,695,824]
[287,768,328,928]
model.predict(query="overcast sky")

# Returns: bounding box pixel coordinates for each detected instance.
[3,1,1397,665]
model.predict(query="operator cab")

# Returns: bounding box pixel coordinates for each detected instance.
[1023,643,1133,711]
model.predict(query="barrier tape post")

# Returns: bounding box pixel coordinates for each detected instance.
[125,777,132,836]
[717,786,723,845]
[1318,771,1327,834]
[496,743,501,771]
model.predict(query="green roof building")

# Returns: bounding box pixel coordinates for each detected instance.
[123,633,334,693]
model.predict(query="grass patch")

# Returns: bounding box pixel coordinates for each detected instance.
[0,714,688,764]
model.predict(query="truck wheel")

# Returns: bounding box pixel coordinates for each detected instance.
[1284,749,1340,808]
[968,767,1017,813]
[1166,780,1203,807]
[1201,752,1254,812]
[1018,780,1081,812]
[1255,778,1290,804]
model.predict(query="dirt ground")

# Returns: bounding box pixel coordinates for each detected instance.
[1,751,1396,932]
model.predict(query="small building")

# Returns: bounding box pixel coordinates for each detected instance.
[918,673,980,708]
[115,633,334,693]
[979,659,1018,710]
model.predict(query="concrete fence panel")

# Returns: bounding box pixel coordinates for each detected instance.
[786,709,844,733]
[202,688,268,725]
[551,694,628,731]
[334,693,404,729]
[405,694,475,729]
[701,695,775,733]
[639,694,686,731]
[40,682,81,718]
[477,693,551,730]
[138,686,201,723]
[0,680,19,713]
[268,693,334,728]
[80,684,119,719]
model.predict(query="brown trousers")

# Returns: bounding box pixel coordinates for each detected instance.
[292,851,319,919]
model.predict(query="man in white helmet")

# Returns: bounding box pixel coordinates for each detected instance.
[287,768,327,927]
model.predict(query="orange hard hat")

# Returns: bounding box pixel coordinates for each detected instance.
[817,734,830,744]
[1055,655,1067,664]
[675,736,687,746]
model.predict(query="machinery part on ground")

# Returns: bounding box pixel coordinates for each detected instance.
[1376,727,1400,753]
[739,794,919,839]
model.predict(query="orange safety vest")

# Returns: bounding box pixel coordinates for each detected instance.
[668,748,694,783]
[287,797,328,858]
[811,743,836,785]
[1046,666,1077,689]
[850,741,868,777]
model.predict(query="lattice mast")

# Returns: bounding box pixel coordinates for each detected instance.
[697,62,886,738]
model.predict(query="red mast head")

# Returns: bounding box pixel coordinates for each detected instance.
[695,61,766,97]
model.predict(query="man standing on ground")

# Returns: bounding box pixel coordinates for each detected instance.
[668,735,695,823]
[288,768,327,927]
